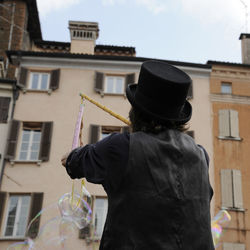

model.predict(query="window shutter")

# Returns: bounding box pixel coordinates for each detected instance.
[0,192,7,227]
[233,243,245,250]
[223,243,234,250]
[89,125,100,144]
[219,110,230,137]
[125,73,135,88]
[0,97,11,123]
[121,126,130,133]
[39,122,53,161]
[79,225,91,239]
[187,81,193,99]
[232,170,243,209]
[5,120,20,159]
[229,110,239,138]
[95,72,104,94]
[27,193,44,239]
[19,67,28,87]
[221,169,233,208]
[49,69,60,90]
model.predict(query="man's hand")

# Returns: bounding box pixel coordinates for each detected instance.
[61,152,70,167]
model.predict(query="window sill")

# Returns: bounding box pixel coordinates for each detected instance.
[221,207,245,212]
[10,160,42,166]
[218,136,242,141]
[22,88,52,95]
[0,236,27,241]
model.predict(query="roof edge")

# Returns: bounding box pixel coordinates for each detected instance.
[7,50,211,69]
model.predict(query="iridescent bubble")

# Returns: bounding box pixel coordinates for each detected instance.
[211,210,231,248]
[7,238,35,250]
[31,217,78,250]
[58,192,92,229]
[8,184,92,250]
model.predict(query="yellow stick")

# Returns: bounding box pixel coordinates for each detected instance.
[80,93,131,126]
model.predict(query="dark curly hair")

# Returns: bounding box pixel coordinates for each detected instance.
[129,107,188,134]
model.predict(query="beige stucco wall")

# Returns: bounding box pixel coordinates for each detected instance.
[0,59,214,249]
[70,40,95,54]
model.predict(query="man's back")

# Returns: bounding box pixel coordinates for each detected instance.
[101,130,214,250]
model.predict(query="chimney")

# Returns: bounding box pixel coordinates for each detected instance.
[68,21,99,54]
[239,33,250,64]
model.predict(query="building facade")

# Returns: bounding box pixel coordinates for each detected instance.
[207,34,250,250]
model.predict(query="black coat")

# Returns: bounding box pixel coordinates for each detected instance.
[100,130,214,250]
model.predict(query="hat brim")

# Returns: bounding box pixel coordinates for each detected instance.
[126,84,192,124]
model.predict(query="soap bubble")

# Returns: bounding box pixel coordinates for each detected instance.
[7,241,30,250]
[211,210,231,248]
[58,192,92,229]
[8,189,92,250]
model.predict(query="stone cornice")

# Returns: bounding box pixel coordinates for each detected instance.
[211,94,250,104]
[212,69,250,80]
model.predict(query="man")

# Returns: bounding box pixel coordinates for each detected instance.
[61,60,214,250]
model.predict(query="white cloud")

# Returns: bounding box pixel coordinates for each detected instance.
[180,0,246,28]
[135,0,167,14]
[37,0,81,16]
[101,0,167,14]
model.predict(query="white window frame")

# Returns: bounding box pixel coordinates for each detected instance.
[221,82,232,94]
[18,128,41,161]
[3,195,31,238]
[29,72,50,90]
[93,197,108,239]
[104,76,125,94]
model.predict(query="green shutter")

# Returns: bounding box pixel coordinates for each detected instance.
[50,69,60,90]
[27,193,44,239]
[19,67,28,87]
[0,192,7,226]
[89,125,100,144]
[5,120,20,159]
[95,72,104,94]
[39,122,53,161]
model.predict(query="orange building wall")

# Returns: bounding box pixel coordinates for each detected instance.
[211,65,250,249]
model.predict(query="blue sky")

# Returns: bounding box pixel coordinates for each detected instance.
[37,0,250,64]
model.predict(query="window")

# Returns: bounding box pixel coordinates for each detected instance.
[4,195,31,237]
[94,72,135,95]
[93,198,108,239]
[29,72,50,90]
[5,121,53,162]
[0,192,44,239]
[223,242,245,250]
[104,76,125,94]
[221,82,232,94]
[18,128,41,161]
[89,125,130,144]
[0,97,11,123]
[221,169,243,209]
[218,109,240,139]
[19,67,60,91]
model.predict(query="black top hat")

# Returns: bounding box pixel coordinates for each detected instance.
[126,60,192,124]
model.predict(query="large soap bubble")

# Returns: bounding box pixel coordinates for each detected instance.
[211,210,231,248]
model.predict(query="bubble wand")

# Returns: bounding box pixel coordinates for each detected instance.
[79,93,131,125]
[71,96,89,207]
